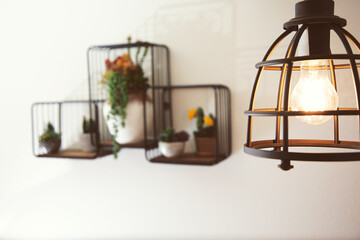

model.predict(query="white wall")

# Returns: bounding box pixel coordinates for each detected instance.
[1,0,360,239]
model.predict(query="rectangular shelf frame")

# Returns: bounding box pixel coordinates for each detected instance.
[87,42,171,152]
[31,100,102,159]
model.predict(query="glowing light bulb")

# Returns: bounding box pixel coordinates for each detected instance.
[290,60,339,125]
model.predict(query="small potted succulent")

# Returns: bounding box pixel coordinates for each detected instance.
[80,116,97,152]
[39,122,61,153]
[188,107,216,156]
[159,127,189,158]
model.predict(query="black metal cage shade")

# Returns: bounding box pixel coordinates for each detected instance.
[244,0,360,170]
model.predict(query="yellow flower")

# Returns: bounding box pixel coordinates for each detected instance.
[203,116,214,126]
[104,70,113,79]
[188,108,197,119]
[116,59,123,68]
[122,54,130,61]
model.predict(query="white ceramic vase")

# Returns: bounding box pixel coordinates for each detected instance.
[159,141,185,158]
[79,133,96,152]
[103,99,151,144]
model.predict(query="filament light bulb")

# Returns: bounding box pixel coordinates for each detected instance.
[290,60,339,125]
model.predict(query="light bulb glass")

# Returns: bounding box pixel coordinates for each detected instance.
[290,60,339,125]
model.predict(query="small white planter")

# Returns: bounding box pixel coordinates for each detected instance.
[79,133,96,152]
[159,141,185,158]
[103,99,152,144]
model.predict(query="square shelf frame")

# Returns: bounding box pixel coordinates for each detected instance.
[144,85,232,165]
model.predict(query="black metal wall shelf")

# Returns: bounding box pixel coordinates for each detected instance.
[87,42,171,152]
[31,42,233,164]
[144,85,232,165]
[31,100,104,159]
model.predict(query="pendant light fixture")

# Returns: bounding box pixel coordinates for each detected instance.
[244,0,360,170]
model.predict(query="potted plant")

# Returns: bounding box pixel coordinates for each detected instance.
[159,128,189,158]
[39,122,61,153]
[188,107,216,156]
[80,116,97,152]
[100,37,151,158]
